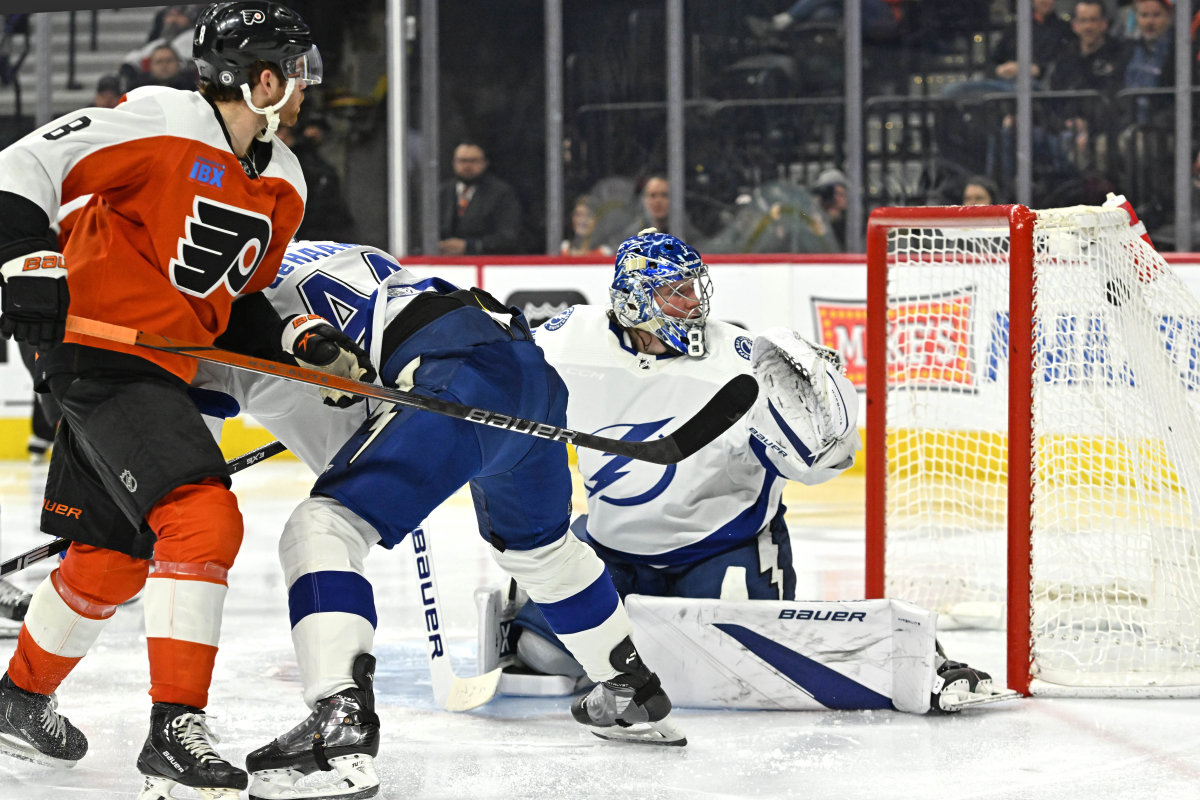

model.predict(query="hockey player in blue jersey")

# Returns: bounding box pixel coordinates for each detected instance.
[190,240,687,800]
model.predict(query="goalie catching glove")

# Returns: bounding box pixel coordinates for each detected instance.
[0,251,69,348]
[281,314,377,407]
[750,327,857,474]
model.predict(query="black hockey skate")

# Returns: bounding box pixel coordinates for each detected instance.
[0,671,87,767]
[570,636,686,746]
[135,702,247,800]
[247,652,381,800]
[930,646,1021,713]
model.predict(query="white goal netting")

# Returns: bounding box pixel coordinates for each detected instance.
[876,205,1200,696]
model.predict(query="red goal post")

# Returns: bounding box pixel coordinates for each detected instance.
[864,203,1200,698]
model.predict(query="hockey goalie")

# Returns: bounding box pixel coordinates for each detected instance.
[477,229,1016,714]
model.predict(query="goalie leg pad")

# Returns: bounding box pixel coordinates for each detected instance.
[625,596,939,712]
[476,584,585,695]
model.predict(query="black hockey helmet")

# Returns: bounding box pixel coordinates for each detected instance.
[193,2,321,89]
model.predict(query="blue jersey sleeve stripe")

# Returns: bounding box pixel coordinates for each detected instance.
[536,571,620,635]
[287,570,378,630]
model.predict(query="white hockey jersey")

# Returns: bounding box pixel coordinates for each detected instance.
[534,305,858,568]
[194,240,455,472]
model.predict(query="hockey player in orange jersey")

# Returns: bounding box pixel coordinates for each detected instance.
[0,5,351,800]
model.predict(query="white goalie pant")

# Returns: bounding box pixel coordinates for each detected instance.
[626,596,939,714]
[279,495,380,708]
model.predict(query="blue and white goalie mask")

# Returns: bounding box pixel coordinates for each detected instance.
[610,228,712,357]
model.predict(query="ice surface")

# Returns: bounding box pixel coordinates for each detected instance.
[1,460,1198,799]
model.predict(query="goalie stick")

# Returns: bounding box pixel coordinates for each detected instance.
[410,527,502,711]
[0,439,288,580]
[65,316,758,466]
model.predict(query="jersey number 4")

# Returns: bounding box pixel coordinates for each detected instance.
[170,197,273,298]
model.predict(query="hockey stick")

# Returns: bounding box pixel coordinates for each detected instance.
[0,439,288,580]
[410,526,502,711]
[65,316,758,466]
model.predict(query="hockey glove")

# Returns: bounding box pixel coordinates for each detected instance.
[751,327,851,464]
[0,251,69,348]
[281,314,377,408]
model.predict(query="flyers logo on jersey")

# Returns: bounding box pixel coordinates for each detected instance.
[242,9,266,24]
[170,197,273,298]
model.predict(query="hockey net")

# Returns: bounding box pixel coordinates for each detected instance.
[865,204,1200,697]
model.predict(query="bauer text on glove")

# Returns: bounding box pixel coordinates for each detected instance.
[0,251,69,348]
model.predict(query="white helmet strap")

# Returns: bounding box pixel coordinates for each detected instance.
[240,77,297,141]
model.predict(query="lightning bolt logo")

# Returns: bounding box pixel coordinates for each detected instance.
[585,418,677,506]
[757,532,784,598]
[350,403,399,464]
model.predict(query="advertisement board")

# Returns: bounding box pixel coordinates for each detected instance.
[3,255,1200,457]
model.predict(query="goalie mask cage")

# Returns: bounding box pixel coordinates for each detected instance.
[865,204,1200,698]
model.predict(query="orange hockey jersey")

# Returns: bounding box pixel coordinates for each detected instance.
[0,86,307,382]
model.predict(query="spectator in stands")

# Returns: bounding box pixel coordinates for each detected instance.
[943,0,1072,97]
[811,168,848,250]
[990,0,1124,186]
[119,5,196,93]
[993,0,1073,86]
[438,141,525,255]
[145,4,201,43]
[1043,0,1126,140]
[623,174,700,245]
[560,195,612,256]
[1112,0,1179,227]
[1047,1,1126,97]
[637,175,672,233]
[276,116,358,243]
[747,0,902,41]
[962,175,1000,205]
[1122,0,1175,125]
[142,43,196,91]
[92,74,121,108]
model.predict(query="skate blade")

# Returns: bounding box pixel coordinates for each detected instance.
[940,688,1023,712]
[137,775,242,800]
[589,715,688,747]
[0,733,81,768]
[250,753,380,800]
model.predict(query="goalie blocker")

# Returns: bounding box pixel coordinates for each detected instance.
[478,592,1017,713]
